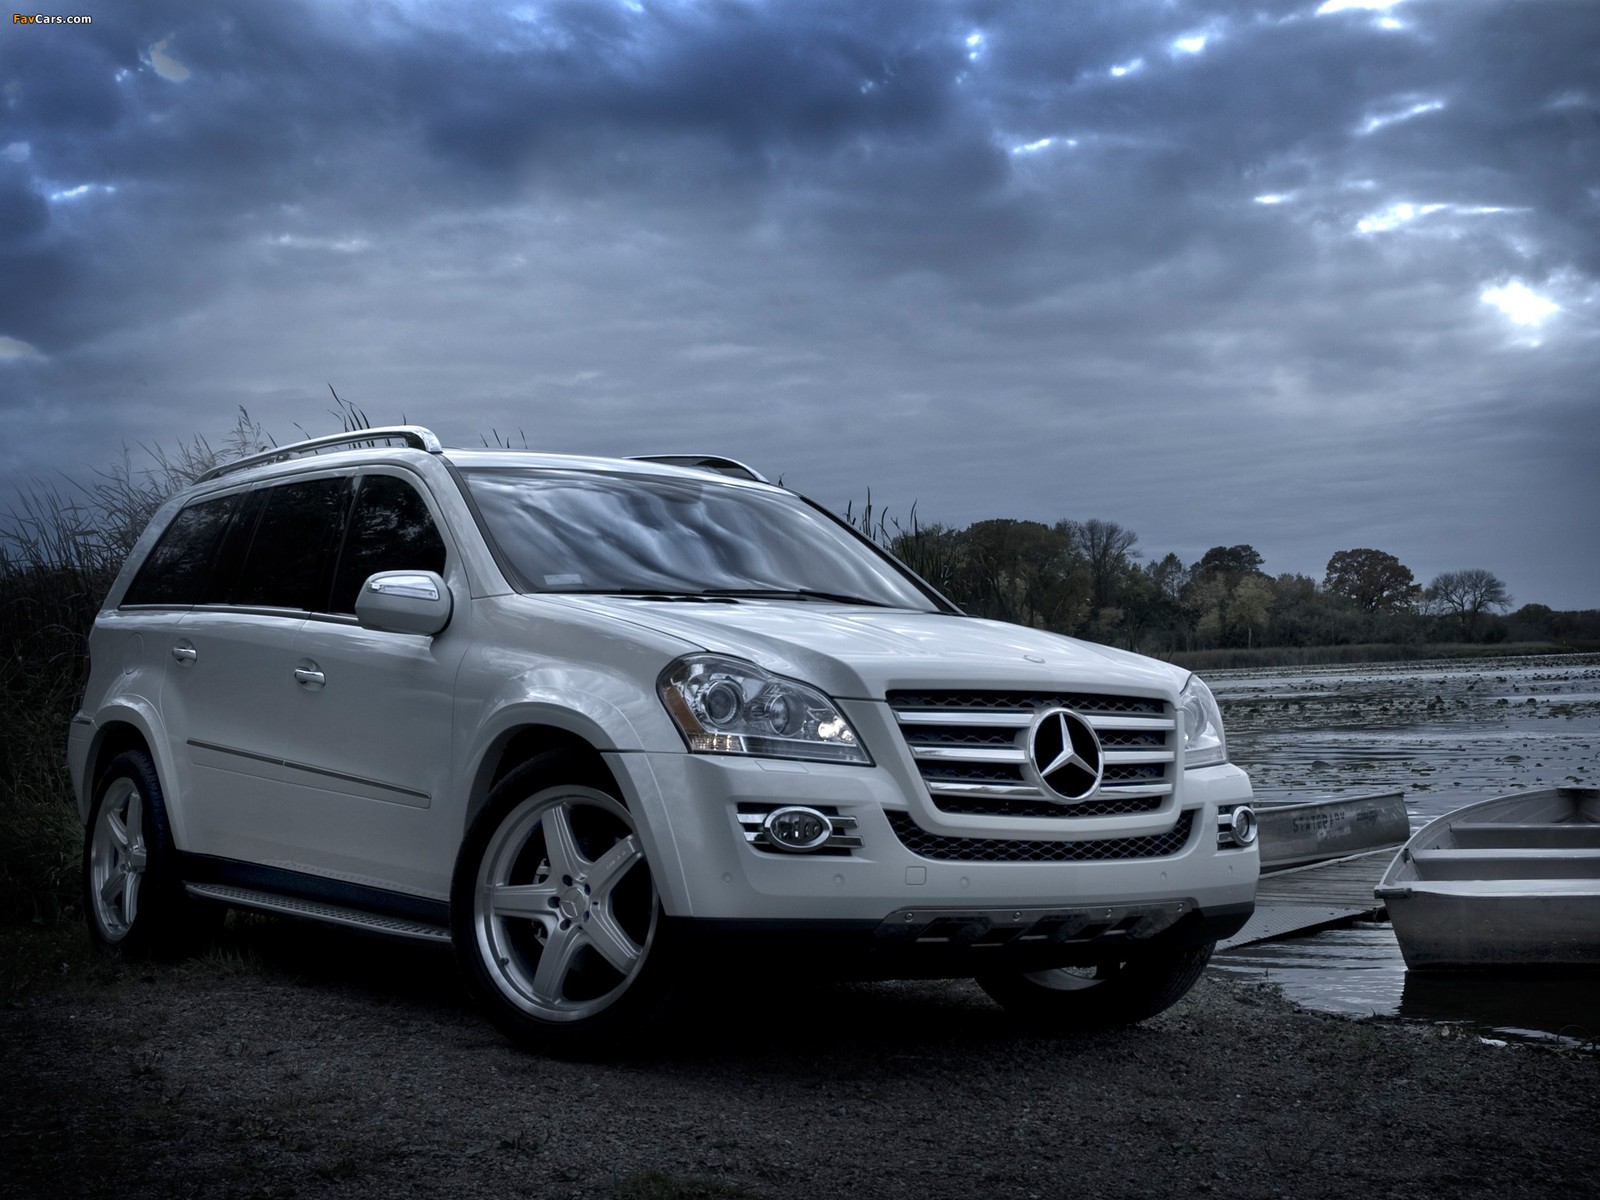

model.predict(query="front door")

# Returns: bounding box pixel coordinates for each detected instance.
[271,470,466,901]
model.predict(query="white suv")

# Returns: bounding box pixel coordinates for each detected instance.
[70,426,1258,1054]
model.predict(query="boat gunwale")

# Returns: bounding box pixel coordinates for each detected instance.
[1378,786,1600,891]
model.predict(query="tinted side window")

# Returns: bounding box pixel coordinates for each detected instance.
[331,475,448,613]
[232,478,353,611]
[123,495,238,606]
[197,488,266,605]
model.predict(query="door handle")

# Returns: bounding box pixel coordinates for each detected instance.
[171,644,197,664]
[293,667,326,687]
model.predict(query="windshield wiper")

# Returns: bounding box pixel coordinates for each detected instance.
[697,588,895,607]
[547,588,739,603]
[554,587,897,607]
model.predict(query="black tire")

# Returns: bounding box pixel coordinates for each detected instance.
[977,943,1214,1031]
[82,749,214,958]
[450,751,670,1058]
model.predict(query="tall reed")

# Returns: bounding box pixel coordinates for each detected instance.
[0,415,268,923]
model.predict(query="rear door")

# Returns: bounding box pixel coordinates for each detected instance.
[167,474,353,868]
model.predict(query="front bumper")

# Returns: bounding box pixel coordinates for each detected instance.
[608,749,1258,935]
[668,900,1252,979]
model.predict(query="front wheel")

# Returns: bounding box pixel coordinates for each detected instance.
[977,943,1214,1031]
[450,754,668,1057]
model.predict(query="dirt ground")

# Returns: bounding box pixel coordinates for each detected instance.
[1,918,1596,1200]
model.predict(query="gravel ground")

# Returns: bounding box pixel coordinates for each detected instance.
[2,919,1596,1200]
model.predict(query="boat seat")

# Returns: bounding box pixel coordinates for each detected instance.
[1407,847,1600,881]
[1451,822,1600,849]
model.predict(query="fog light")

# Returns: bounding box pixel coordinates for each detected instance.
[1225,805,1258,847]
[763,806,834,852]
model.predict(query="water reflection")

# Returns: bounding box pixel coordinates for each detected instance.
[1215,922,1407,1018]
[1208,654,1600,1049]
[1211,653,1600,815]
[1398,972,1600,1048]
[1213,923,1600,1050]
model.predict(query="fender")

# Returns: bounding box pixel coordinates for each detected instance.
[75,697,185,841]
[458,673,660,820]
[455,677,698,915]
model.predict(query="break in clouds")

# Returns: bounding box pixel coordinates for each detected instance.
[1,0,1597,606]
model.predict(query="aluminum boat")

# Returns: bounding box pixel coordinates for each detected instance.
[1375,787,1600,971]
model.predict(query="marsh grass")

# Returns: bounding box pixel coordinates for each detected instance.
[1,414,270,927]
[0,917,123,1001]
[1172,641,1575,671]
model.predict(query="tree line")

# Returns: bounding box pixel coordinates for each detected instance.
[846,502,1596,655]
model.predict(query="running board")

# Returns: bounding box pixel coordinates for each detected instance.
[186,883,452,944]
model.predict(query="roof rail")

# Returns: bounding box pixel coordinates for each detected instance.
[196,425,444,483]
[628,454,768,483]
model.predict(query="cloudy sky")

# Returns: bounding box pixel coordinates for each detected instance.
[3,0,1596,608]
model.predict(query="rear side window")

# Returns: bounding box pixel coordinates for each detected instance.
[331,475,448,613]
[123,495,239,606]
[232,478,354,611]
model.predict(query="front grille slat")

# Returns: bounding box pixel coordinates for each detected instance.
[888,688,1178,822]
[912,745,1029,764]
[891,690,1166,716]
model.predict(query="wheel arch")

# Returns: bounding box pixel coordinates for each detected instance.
[79,706,171,825]
[459,715,693,918]
[465,720,621,836]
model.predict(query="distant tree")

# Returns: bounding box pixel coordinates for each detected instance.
[1123,554,1186,653]
[1506,603,1555,642]
[1187,574,1231,647]
[1267,572,1354,647]
[1228,575,1275,648]
[1070,518,1141,612]
[1272,572,1318,606]
[1148,553,1187,604]
[954,518,1085,630]
[1193,544,1265,582]
[1426,569,1511,640]
[1323,548,1418,612]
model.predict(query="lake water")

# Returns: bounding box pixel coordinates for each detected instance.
[1205,653,1600,1049]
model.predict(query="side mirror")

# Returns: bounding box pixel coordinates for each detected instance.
[355,570,453,636]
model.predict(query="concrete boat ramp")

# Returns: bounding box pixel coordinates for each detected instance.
[1220,847,1397,950]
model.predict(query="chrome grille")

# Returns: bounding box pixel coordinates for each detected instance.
[887,689,1177,819]
[886,811,1195,863]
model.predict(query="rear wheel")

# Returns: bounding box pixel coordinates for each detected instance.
[451,753,668,1057]
[977,943,1214,1031]
[83,750,212,957]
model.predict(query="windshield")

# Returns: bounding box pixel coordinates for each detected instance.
[460,467,945,611]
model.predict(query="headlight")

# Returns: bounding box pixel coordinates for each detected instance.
[658,655,870,765]
[1179,674,1227,769]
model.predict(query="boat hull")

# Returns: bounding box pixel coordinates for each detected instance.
[1383,883,1600,970]
[1376,787,1600,972]
[1257,791,1409,873]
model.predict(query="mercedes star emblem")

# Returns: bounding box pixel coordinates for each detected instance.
[1025,707,1104,802]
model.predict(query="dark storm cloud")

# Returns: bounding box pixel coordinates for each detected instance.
[2,1,977,349]
[7,0,1595,318]
[412,2,963,180]
[1,0,1597,606]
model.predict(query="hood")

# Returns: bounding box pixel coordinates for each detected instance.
[539,596,1187,701]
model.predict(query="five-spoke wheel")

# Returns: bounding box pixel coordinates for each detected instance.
[87,773,149,943]
[82,749,208,956]
[451,753,667,1055]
